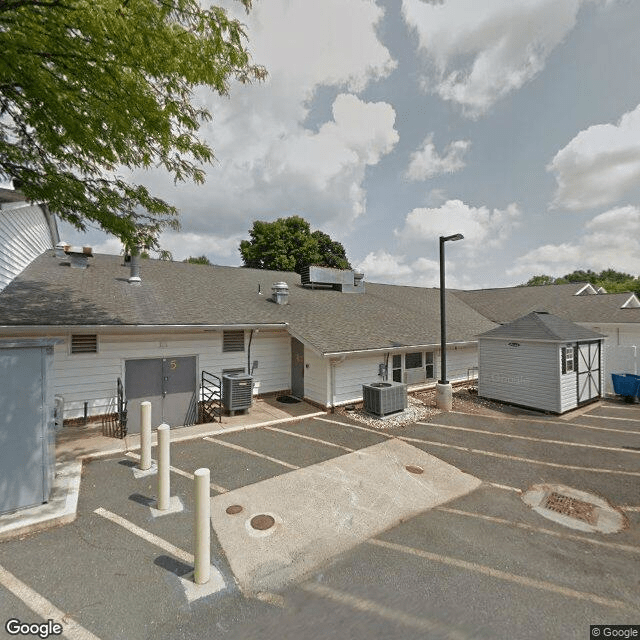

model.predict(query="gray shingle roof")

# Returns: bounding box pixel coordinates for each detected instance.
[453,284,640,324]
[0,252,497,355]
[478,312,604,342]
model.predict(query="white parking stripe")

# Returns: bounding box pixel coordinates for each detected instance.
[368,539,631,610]
[0,564,103,640]
[203,437,299,470]
[264,425,354,452]
[487,482,522,493]
[417,421,640,455]
[301,582,471,639]
[449,411,638,435]
[397,434,640,476]
[125,452,228,493]
[580,414,640,424]
[436,507,640,555]
[313,416,394,437]
[94,507,193,565]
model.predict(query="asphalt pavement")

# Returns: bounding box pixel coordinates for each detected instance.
[0,397,638,640]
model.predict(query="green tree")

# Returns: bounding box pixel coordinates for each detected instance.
[521,269,640,296]
[522,275,556,286]
[184,255,212,265]
[0,0,266,248]
[239,215,352,274]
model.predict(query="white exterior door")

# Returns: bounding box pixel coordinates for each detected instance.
[577,341,601,404]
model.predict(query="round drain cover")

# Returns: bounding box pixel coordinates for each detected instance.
[405,465,424,474]
[226,505,243,515]
[250,514,276,530]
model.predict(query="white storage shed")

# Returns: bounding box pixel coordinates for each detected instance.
[478,312,605,414]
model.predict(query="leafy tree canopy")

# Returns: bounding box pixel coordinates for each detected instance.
[521,269,640,296]
[239,215,352,274]
[0,0,266,250]
[184,255,212,265]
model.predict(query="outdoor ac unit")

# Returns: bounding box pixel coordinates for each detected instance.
[362,381,407,417]
[222,373,253,414]
[403,369,426,385]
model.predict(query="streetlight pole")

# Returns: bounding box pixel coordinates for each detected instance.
[436,233,464,411]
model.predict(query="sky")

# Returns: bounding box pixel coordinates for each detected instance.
[58,0,640,289]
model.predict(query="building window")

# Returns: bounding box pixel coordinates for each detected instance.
[405,352,422,369]
[71,334,97,354]
[223,330,245,353]
[392,354,402,382]
[425,351,435,379]
[562,346,577,374]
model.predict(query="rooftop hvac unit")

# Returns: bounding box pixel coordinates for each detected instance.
[362,381,407,417]
[222,373,253,415]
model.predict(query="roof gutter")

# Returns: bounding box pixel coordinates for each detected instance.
[0,323,288,335]
[322,340,478,358]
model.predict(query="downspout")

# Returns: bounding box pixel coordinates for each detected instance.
[247,329,254,375]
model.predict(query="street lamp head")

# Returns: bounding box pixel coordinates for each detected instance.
[441,233,464,242]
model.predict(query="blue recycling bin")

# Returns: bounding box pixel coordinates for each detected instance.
[611,373,640,400]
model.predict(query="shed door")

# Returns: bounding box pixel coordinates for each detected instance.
[125,356,197,433]
[0,347,46,514]
[576,341,601,404]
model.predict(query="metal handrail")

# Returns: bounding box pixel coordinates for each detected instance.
[200,370,222,423]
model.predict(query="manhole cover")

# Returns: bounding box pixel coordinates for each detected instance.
[405,465,424,474]
[276,395,301,404]
[544,492,596,525]
[250,514,275,530]
[226,505,243,515]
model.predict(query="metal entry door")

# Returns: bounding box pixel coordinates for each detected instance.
[291,338,304,399]
[125,356,196,432]
[576,341,601,405]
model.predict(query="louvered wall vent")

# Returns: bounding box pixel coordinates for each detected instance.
[223,330,245,352]
[71,334,97,354]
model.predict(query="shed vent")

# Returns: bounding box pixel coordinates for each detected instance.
[71,334,97,354]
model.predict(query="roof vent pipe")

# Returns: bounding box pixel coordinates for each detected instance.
[128,252,141,284]
[55,241,69,259]
[272,281,289,305]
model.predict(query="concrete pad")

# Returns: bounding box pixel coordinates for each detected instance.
[149,495,184,518]
[210,439,481,594]
[179,567,227,602]
[133,460,157,479]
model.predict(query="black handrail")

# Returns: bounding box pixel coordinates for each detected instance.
[200,370,222,423]
[117,376,127,438]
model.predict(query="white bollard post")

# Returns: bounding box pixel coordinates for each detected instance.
[194,468,210,584]
[139,401,152,471]
[157,423,171,510]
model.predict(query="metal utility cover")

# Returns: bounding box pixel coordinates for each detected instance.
[210,439,481,594]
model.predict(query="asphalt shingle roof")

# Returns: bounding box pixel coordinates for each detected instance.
[478,312,604,342]
[0,252,497,355]
[452,284,640,325]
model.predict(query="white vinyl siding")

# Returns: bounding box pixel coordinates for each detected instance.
[303,347,329,406]
[0,204,54,292]
[47,329,290,420]
[478,340,562,413]
[559,347,578,412]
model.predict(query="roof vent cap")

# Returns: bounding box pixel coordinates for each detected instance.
[65,245,92,269]
[272,281,289,305]
[55,241,70,259]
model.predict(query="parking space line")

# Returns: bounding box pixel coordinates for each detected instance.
[417,421,640,455]
[621,506,640,512]
[94,507,194,564]
[125,452,228,493]
[264,425,354,452]
[396,434,640,476]
[435,507,640,555]
[0,564,103,640]
[313,416,394,437]
[487,482,521,493]
[301,582,470,640]
[203,437,299,469]
[368,539,631,610]
[579,414,640,424]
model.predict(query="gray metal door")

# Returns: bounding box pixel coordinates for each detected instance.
[125,356,197,433]
[291,338,304,399]
[0,347,46,514]
[577,341,601,405]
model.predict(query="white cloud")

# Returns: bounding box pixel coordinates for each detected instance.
[395,199,521,250]
[548,103,640,210]
[508,205,640,277]
[160,232,243,263]
[405,135,470,181]
[126,0,398,245]
[401,0,600,117]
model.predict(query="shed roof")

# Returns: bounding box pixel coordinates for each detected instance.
[478,311,605,342]
[0,252,497,355]
[452,284,640,324]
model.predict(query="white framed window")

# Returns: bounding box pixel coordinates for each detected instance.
[223,330,245,353]
[405,352,423,369]
[70,334,98,354]
[562,346,577,374]
[425,351,435,379]
[392,354,402,382]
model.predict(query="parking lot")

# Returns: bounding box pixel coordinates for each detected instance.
[0,396,638,640]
